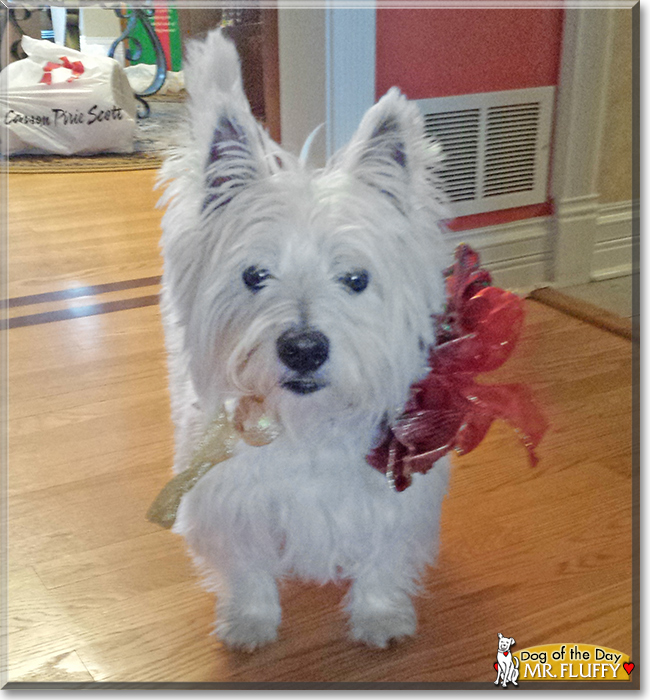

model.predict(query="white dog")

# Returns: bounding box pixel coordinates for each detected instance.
[495,633,519,687]
[157,29,451,650]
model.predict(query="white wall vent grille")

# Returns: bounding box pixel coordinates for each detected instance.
[416,87,555,217]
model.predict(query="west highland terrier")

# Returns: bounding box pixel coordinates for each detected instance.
[156,29,452,650]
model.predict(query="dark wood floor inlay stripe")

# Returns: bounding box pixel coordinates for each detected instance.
[6,276,162,308]
[3,294,160,330]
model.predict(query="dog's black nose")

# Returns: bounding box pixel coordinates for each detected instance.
[277,328,329,373]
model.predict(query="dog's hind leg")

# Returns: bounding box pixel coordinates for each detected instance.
[511,662,519,686]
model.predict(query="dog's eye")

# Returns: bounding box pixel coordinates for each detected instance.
[339,269,369,294]
[242,266,272,292]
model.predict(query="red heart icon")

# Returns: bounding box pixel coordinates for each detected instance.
[504,651,509,656]
[623,662,634,675]
[494,662,498,670]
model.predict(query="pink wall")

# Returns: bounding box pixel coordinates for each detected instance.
[376,9,564,230]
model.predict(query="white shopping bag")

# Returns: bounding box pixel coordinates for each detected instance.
[1,36,137,156]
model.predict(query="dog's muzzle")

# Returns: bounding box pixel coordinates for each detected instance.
[277,327,329,394]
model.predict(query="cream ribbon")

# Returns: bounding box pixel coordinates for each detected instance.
[147,397,281,529]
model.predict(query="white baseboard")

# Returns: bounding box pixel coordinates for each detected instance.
[592,201,634,280]
[444,199,634,292]
[444,216,552,293]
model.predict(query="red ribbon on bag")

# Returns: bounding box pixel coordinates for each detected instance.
[366,244,548,492]
[40,56,85,85]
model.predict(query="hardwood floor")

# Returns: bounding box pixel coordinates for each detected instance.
[3,171,636,686]
[6,171,162,298]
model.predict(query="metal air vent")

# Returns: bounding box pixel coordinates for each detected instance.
[416,87,555,217]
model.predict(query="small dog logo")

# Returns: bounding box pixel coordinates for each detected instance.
[494,632,519,687]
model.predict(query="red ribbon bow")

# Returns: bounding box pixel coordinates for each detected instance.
[366,244,548,491]
[40,56,85,85]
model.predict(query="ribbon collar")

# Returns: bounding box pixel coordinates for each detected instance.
[147,396,281,529]
[366,244,548,491]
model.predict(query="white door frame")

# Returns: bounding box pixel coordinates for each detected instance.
[550,6,617,287]
[277,3,376,166]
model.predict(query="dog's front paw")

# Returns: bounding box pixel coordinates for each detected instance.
[216,607,280,652]
[348,602,417,649]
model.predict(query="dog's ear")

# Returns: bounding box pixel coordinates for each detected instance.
[510,638,516,646]
[183,30,281,214]
[202,114,261,213]
[334,88,442,212]
[498,633,504,639]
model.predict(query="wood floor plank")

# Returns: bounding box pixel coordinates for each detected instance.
[34,531,191,591]
[5,566,96,683]
[9,459,169,566]
[7,171,163,298]
[8,650,95,684]
[7,303,166,382]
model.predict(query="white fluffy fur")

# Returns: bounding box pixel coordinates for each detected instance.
[158,29,452,650]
